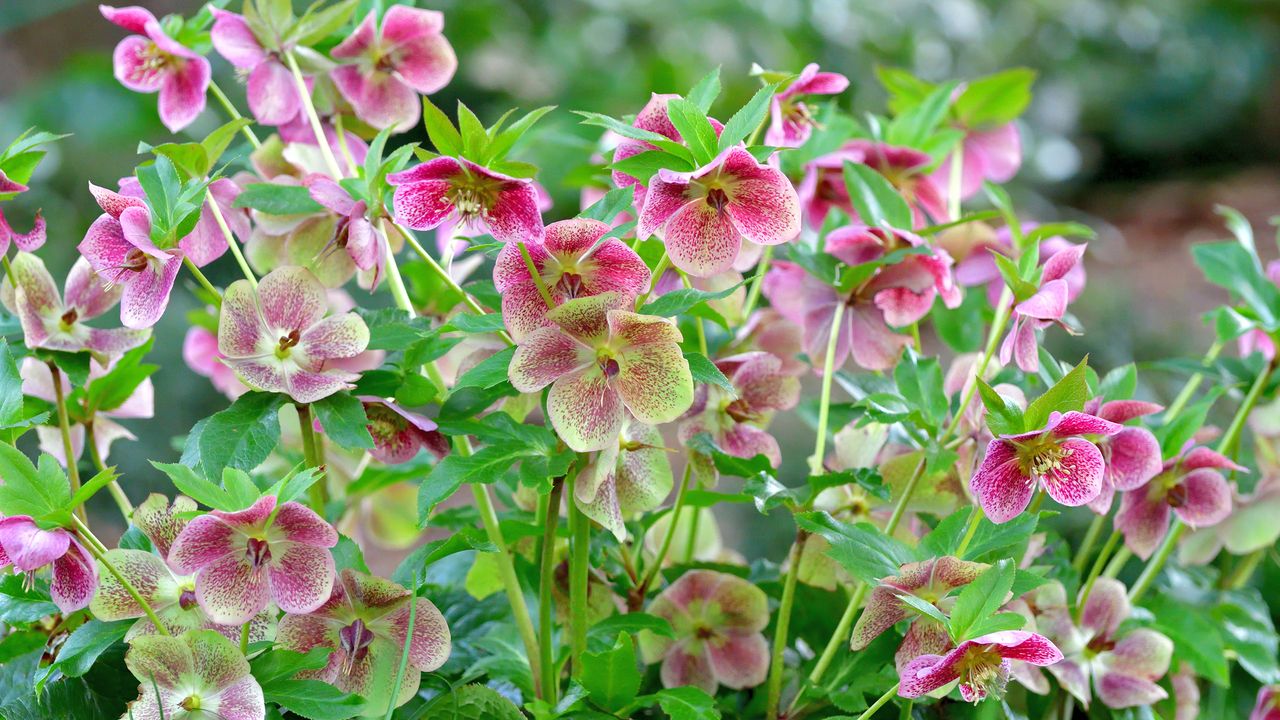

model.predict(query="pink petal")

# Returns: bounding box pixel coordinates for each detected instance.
[1116,487,1173,560]
[1096,672,1168,709]
[78,214,132,273]
[0,517,69,571]
[1015,279,1068,320]
[1173,468,1232,528]
[637,177,694,239]
[706,631,769,690]
[112,35,166,93]
[195,551,271,624]
[1107,427,1162,492]
[721,148,801,246]
[1080,577,1129,638]
[390,179,455,231]
[720,424,781,467]
[212,675,267,720]
[1048,658,1093,707]
[1046,411,1122,439]
[387,596,452,671]
[271,502,339,547]
[267,542,336,614]
[509,327,593,392]
[157,56,211,133]
[848,304,912,372]
[1105,628,1173,680]
[390,30,456,95]
[284,369,360,404]
[168,514,241,574]
[51,540,99,613]
[660,642,717,693]
[1042,244,1087,283]
[895,619,953,672]
[971,439,1036,524]
[334,67,420,132]
[1181,446,1246,473]
[298,312,370,361]
[209,10,265,69]
[330,9,378,59]
[258,265,327,333]
[1098,400,1163,424]
[1038,437,1105,508]
[64,256,123,319]
[484,181,546,245]
[898,652,959,698]
[548,366,626,452]
[247,59,300,126]
[119,253,182,329]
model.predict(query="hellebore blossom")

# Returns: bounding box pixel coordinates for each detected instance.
[209,9,304,126]
[898,630,1063,702]
[389,157,544,244]
[798,141,946,229]
[305,175,389,289]
[953,225,1086,306]
[933,122,1022,202]
[576,420,674,541]
[360,397,448,465]
[971,411,1122,524]
[184,325,248,400]
[331,6,458,131]
[168,495,338,624]
[507,293,694,452]
[765,63,849,148]
[1254,686,1280,720]
[1,252,149,359]
[78,195,182,330]
[122,629,265,720]
[638,146,801,277]
[1036,578,1173,708]
[22,357,153,468]
[0,207,44,254]
[763,226,960,371]
[494,217,651,340]
[277,569,451,715]
[1181,470,1280,564]
[0,516,97,613]
[1084,399,1164,514]
[638,570,770,694]
[218,266,371,403]
[1115,445,1238,559]
[101,5,210,133]
[999,243,1087,373]
[98,176,249,268]
[611,93,723,208]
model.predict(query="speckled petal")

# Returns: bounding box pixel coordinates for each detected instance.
[1173,468,1232,528]
[707,631,769,690]
[615,341,693,426]
[1115,486,1172,560]
[271,502,339,547]
[195,551,271,624]
[1039,437,1105,508]
[51,538,98,613]
[721,148,801,246]
[662,199,741,278]
[91,549,175,620]
[124,633,193,689]
[267,542,336,614]
[547,366,626,452]
[257,265,327,334]
[299,312,370,361]
[509,327,592,392]
[134,493,197,562]
[971,439,1036,524]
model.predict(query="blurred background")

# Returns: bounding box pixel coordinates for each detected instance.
[2,0,1280,556]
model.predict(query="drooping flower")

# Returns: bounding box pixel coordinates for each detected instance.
[932,122,1022,202]
[168,495,338,624]
[0,251,149,358]
[952,225,1086,306]
[508,293,694,452]
[92,176,250,269]
[218,265,371,404]
[0,516,97,613]
[1181,470,1280,565]
[184,325,249,400]
[1036,578,1173,708]
[638,146,800,277]
[101,5,211,132]
[359,397,448,465]
[1083,399,1164,514]
[1238,260,1280,361]
[998,243,1087,373]
[305,175,390,289]
[765,63,849,148]
[209,9,304,126]
[638,570,770,693]
[1253,685,1280,720]
[21,357,153,467]
[122,629,265,720]
[798,141,946,230]
[494,218,650,340]
[611,93,723,208]
[389,157,544,244]
[277,569,450,715]
[576,420,674,541]
[851,557,988,671]
[0,207,45,254]
[1115,445,1237,559]
[77,199,182,330]
[971,411,1121,524]
[330,6,457,131]
[763,225,960,371]
[898,630,1063,702]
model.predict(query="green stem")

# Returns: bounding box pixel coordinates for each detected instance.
[1103,546,1132,579]
[239,623,250,655]
[1071,513,1106,574]
[1128,522,1185,604]
[537,479,563,703]
[640,464,693,591]
[519,240,555,309]
[740,245,773,320]
[1077,529,1121,622]
[1224,547,1266,589]
[947,143,964,221]
[634,251,670,309]
[334,114,359,176]
[679,271,709,356]
[296,404,327,510]
[84,422,133,521]
[765,530,808,720]
[399,224,513,344]
[1162,340,1224,423]
[73,516,171,636]
[855,683,900,720]
[941,286,1014,440]
[205,188,257,289]
[681,500,702,564]
[284,51,344,179]
[183,256,223,302]
[568,473,590,680]
[48,362,85,524]
[208,80,262,148]
[808,300,848,474]
[379,219,416,317]
[954,505,983,557]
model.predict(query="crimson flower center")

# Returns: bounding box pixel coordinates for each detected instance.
[246,537,271,568]
[705,187,730,213]
[59,308,79,329]
[1166,483,1188,508]
[276,329,301,359]
[178,589,199,611]
[339,619,377,669]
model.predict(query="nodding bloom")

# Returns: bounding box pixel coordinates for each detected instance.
[217,266,371,404]
[1254,686,1280,720]
[168,495,338,624]
[765,63,849,148]
[1033,578,1173,709]
[331,6,457,132]
[359,397,449,465]
[1181,470,1280,565]
[898,631,1063,702]
[91,176,249,268]
[638,570,770,694]
[1238,260,1280,361]
[277,569,451,714]
[21,357,153,468]
[0,207,45,255]
[507,293,694,453]
[0,251,149,359]
[798,141,947,230]
[77,191,182,330]
[1115,445,1238,560]
[100,5,210,133]
[1083,399,1164,514]
[209,9,304,126]
[184,325,249,400]
[0,516,97,614]
[305,175,389,290]
[971,411,1122,524]
[122,629,266,720]
[611,93,723,208]
[953,225,1086,306]
[933,122,1022,202]
[851,557,989,671]
[388,157,544,244]
[638,146,801,277]
[763,225,961,372]
[999,243,1087,373]
[576,420,674,541]
[493,217,651,341]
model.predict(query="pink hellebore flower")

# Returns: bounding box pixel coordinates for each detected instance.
[389,157,544,244]
[508,293,694,453]
[1,251,149,358]
[765,63,849,148]
[218,266,371,404]
[1238,261,1280,361]
[998,243,1087,373]
[494,217,651,341]
[122,630,265,720]
[763,226,960,372]
[21,357,153,468]
[898,630,1063,702]
[0,516,97,613]
[954,226,1086,307]
[101,5,210,133]
[611,93,723,208]
[168,495,338,624]
[277,569,451,711]
[1115,445,1238,560]
[184,325,249,400]
[209,9,303,126]
[1083,399,1164,514]
[1254,686,1280,720]
[305,175,389,289]
[78,198,182,330]
[1182,471,1280,565]
[577,420,674,541]
[638,570,770,694]
[798,141,946,230]
[638,146,801,277]
[360,397,449,465]
[331,6,457,132]
[932,122,1022,202]
[104,176,249,268]
[0,207,45,255]
[971,411,1122,524]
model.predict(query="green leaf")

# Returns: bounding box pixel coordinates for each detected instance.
[85,337,156,415]
[684,352,734,394]
[1099,363,1138,402]
[418,684,525,720]
[1147,592,1231,686]
[457,101,490,160]
[0,341,24,427]
[953,68,1036,127]
[686,68,722,114]
[143,141,208,180]
[649,686,720,720]
[893,351,948,429]
[895,592,950,626]
[250,647,333,684]
[182,392,287,479]
[664,98,718,165]
[452,346,517,391]
[442,312,508,334]
[38,620,128,681]
[1157,390,1220,457]
[580,633,640,713]
[876,66,937,116]
[67,466,120,509]
[795,512,916,584]
[640,281,742,317]
[260,678,365,719]
[575,111,672,145]
[0,446,69,519]
[947,559,1015,641]
[579,185,635,225]
[0,574,57,623]
[586,614,674,653]
[311,392,374,450]
[423,98,462,157]
[1193,241,1280,330]
[486,105,556,162]
[976,379,1024,436]
[716,83,777,152]
[1022,356,1089,431]
[965,611,1027,638]
[221,468,261,509]
[887,82,956,148]
[135,155,182,230]
[289,0,358,46]
[232,182,324,215]
[151,462,237,511]
[842,161,912,231]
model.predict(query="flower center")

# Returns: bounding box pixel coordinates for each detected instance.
[179,694,201,711]
[128,42,177,86]
[596,349,620,379]
[276,329,301,359]
[1019,440,1074,486]
[693,625,716,641]
[1084,632,1115,656]
[446,175,501,227]
[246,538,271,568]
[59,308,79,331]
[338,619,376,672]
[958,648,1009,701]
[1166,483,1188,508]
[178,589,199,611]
[705,187,730,213]
[724,399,759,424]
[555,271,585,298]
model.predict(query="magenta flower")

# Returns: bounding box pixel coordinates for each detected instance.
[122,630,265,720]
[798,141,946,229]
[78,199,181,330]
[1182,470,1280,564]
[101,5,210,133]
[638,570,770,693]
[360,397,448,465]
[209,9,303,126]
[508,293,694,452]
[0,516,97,613]
[933,122,1022,202]
[1238,260,1280,361]
[331,6,457,131]
[766,63,849,148]
[277,569,451,712]
[1033,578,1172,708]
[638,146,800,277]
[898,630,1062,702]
[763,225,960,371]
[998,243,1087,373]
[493,217,651,340]
[1,251,149,358]
[168,495,338,624]
[22,357,153,467]
[971,411,1121,523]
[577,420,674,541]
[1115,445,1238,559]
[96,176,249,268]
[184,325,249,400]
[218,266,371,404]
[0,207,45,255]
[1254,686,1280,720]
[305,175,388,289]
[1084,399,1164,514]
[611,93,723,208]
[389,157,544,244]
[954,227,1086,307]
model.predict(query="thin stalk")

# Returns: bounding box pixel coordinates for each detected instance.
[947,144,964,221]
[640,464,693,591]
[681,501,702,564]
[1162,340,1224,423]
[284,51,345,179]
[808,300,848,474]
[379,219,416,317]
[49,362,85,524]
[399,224,512,343]
[1128,523,1185,604]
[855,683,900,720]
[1077,530,1121,622]
[1103,546,1132,579]
[634,251,670,309]
[765,530,808,720]
[679,271,709,356]
[205,188,257,288]
[208,81,262,148]
[954,505,983,557]
[182,256,222,302]
[740,245,773,320]
[941,286,1014,440]
[519,241,555,309]
[537,480,563,703]
[73,516,170,636]
[383,576,419,720]
[334,114,359,176]
[568,473,590,679]
[239,623,250,655]
[84,422,133,520]
[296,404,328,510]
[1071,513,1106,573]
[1224,547,1265,589]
